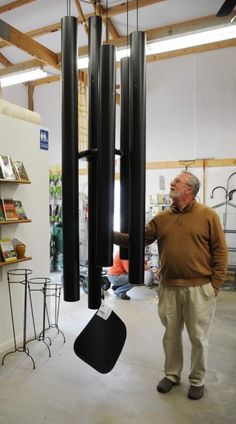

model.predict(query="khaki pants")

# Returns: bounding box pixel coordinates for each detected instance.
[158,283,216,387]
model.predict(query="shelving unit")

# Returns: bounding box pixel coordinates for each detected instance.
[0,220,32,225]
[0,257,32,267]
[0,179,31,184]
[0,177,32,267]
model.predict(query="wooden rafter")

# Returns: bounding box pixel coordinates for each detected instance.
[95,3,120,39]
[0,19,59,69]
[0,0,163,49]
[91,0,165,19]
[74,0,88,33]
[0,22,61,49]
[0,0,35,14]
[0,52,12,67]
[0,58,44,76]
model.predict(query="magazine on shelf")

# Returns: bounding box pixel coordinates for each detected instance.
[0,155,16,180]
[0,238,17,262]
[2,198,18,220]
[14,200,28,220]
[0,199,5,221]
[13,160,30,181]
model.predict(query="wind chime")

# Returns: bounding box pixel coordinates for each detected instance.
[61,0,146,373]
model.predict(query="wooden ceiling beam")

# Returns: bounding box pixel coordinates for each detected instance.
[0,0,163,49]
[92,0,165,19]
[0,52,12,66]
[0,0,35,14]
[0,19,59,69]
[74,0,88,33]
[107,12,236,47]
[0,58,44,76]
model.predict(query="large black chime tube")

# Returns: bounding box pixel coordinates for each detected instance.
[61,16,79,301]
[120,57,130,260]
[96,44,116,266]
[88,16,102,309]
[129,31,146,284]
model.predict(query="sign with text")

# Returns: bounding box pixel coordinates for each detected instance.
[40,129,49,150]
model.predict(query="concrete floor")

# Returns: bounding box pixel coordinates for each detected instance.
[0,277,235,424]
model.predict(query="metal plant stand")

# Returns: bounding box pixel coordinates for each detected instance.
[45,282,66,343]
[28,277,52,357]
[2,268,35,369]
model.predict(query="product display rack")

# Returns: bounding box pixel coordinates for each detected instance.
[0,177,32,267]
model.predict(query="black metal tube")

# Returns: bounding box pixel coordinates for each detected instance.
[129,31,146,284]
[120,56,130,260]
[61,16,79,301]
[88,16,102,309]
[96,44,116,266]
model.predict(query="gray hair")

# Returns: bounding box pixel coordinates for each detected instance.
[181,171,200,197]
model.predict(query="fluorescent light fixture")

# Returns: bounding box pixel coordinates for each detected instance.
[114,24,236,60]
[78,56,89,70]
[146,24,236,55]
[0,68,48,87]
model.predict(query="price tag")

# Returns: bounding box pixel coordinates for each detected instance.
[97,303,112,320]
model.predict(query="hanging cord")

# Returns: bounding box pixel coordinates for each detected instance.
[136,0,138,30]
[106,0,109,43]
[67,0,71,16]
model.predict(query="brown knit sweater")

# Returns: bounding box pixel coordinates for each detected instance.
[114,200,228,292]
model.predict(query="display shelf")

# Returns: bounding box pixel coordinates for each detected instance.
[0,179,31,184]
[0,256,32,267]
[0,219,32,225]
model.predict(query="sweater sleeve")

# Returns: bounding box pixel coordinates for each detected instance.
[114,215,158,248]
[145,217,158,245]
[113,231,129,247]
[208,211,228,292]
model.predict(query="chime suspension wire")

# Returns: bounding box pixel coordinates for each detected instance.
[67,0,71,16]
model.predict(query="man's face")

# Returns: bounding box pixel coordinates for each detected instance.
[169,174,191,201]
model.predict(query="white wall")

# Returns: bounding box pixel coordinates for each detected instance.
[146,47,236,161]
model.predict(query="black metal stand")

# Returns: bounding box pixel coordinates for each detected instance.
[28,277,52,357]
[45,282,66,343]
[2,268,35,369]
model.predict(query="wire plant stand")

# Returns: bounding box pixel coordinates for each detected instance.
[1,268,36,369]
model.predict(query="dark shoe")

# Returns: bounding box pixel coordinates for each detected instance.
[111,285,118,291]
[157,377,178,393]
[117,293,130,300]
[188,385,204,400]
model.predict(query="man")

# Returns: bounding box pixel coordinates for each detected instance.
[114,171,227,400]
[107,251,133,300]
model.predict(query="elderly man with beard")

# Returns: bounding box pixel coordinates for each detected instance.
[114,171,227,400]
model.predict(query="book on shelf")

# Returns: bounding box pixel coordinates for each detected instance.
[0,238,17,262]
[2,198,18,221]
[0,199,5,221]
[13,160,30,181]
[0,154,16,180]
[14,200,28,220]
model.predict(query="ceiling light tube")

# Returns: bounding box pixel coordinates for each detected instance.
[0,68,48,87]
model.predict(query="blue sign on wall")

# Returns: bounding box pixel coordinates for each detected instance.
[40,129,49,150]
